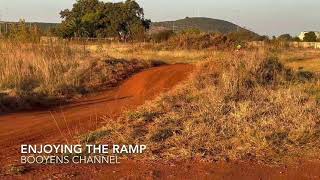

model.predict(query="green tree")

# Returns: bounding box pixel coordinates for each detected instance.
[277,34,292,41]
[303,32,317,42]
[292,37,301,42]
[57,0,150,41]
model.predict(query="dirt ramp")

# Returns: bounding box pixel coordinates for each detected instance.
[116,64,193,101]
[0,64,194,167]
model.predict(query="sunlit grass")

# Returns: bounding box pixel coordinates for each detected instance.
[89,49,320,164]
[86,43,226,64]
[278,49,320,72]
[0,41,153,112]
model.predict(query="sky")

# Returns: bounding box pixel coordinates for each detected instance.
[0,0,319,36]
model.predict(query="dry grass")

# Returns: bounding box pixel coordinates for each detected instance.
[94,50,320,163]
[278,49,320,72]
[86,42,226,64]
[3,39,320,163]
[0,40,154,112]
[165,32,235,50]
[88,43,320,72]
[285,58,320,73]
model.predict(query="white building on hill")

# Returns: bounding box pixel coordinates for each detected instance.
[298,31,320,41]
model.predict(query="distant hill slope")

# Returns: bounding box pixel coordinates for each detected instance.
[151,17,255,34]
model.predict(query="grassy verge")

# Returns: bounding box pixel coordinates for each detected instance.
[90,50,320,163]
[0,41,156,113]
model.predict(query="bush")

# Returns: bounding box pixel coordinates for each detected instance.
[166,32,235,50]
[255,57,293,86]
[151,30,175,43]
[6,20,42,43]
[277,34,293,41]
[227,30,261,42]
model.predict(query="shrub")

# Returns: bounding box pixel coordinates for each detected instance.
[8,165,28,175]
[166,32,235,50]
[277,34,293,41]
[151,30,175,43]
[227,30,261,42]
[6,20,42,43]
[255,57,293,86]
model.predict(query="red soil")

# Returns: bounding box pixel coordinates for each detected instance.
[0,64,319,179]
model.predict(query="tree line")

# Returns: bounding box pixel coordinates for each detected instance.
[277,32,319,42]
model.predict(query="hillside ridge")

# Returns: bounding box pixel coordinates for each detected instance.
[151,17,256,34]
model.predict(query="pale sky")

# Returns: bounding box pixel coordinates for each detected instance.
[0,0,319,36]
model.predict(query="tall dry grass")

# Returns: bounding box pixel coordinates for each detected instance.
[0,40,153,112]
[94,50,320,163]
[0,41,83,94]
[86,42,231,64]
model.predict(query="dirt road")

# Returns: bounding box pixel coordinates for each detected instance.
[0,64,320,179]
[0,64,192,162]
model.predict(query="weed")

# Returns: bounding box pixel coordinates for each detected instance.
[80,129,112,143]
[8,165,28,175]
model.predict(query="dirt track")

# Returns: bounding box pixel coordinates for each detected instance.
[0,64,192,161]
[1,64,320,179]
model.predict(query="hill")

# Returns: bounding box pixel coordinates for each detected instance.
[151,17,255,34]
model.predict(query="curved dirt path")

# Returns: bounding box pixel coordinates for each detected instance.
[0,64,193,163]
[1,64,320,179]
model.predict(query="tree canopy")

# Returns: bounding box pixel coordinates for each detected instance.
[303,32,317,42]
[57,0,151,40]
[277,34,292,41]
